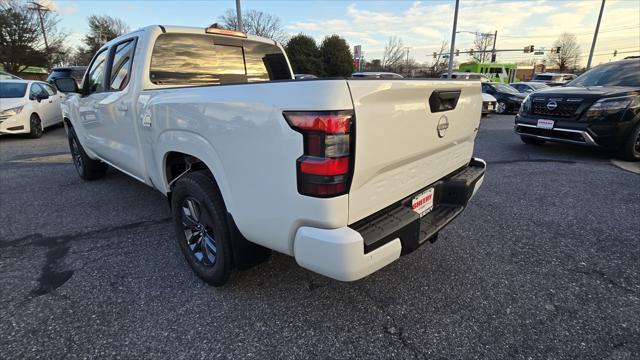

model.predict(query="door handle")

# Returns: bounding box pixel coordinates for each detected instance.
[117,104,128,112]
[48,100,53,103]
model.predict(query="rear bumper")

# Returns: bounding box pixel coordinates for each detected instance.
[293,158,486,281]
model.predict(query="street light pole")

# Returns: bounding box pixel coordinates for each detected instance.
[491,30,497,62]
[587,0,605,69]
[447,0,459,79]
[235,0,243,32]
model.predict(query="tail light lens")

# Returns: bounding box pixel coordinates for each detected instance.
[284,111,354,197]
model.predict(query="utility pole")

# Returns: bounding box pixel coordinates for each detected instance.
[447,0,459,79]
[28,2,51,68]
[587,0,605,69]
[235,0,243,32]
[491,30,497,63]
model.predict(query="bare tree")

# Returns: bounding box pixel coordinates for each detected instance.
[473,33,493,63]
[547,32,581,72]
[73,15,129,65]
[219,9,287,43]
[382,36,405,71]
[430,40,449,76]
[0,0,68,72]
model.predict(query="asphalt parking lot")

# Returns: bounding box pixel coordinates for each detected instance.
[1,115,639,359]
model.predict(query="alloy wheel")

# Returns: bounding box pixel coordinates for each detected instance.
[635,131,640,156]
[497,101,506,114]
[181,197,217,266]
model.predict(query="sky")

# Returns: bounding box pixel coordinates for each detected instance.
[42,0,640,67]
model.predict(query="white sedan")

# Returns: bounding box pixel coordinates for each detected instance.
[0,80,65,138]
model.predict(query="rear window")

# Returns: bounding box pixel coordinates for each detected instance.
[149,33,291,86]
[50,68,86,80]
[0,82,27,98]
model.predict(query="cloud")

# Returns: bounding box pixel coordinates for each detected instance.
[61,4,78,15]
[284,0,638,65]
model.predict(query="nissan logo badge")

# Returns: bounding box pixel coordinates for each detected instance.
[437,115,449,138]
[546,101,558,111]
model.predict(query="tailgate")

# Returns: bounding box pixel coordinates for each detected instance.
[346,79,482,223]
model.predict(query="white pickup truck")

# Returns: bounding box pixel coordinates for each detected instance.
[54,25,486,286]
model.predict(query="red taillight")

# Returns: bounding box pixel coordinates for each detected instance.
[299,157,349,175]
[284,111,354,197]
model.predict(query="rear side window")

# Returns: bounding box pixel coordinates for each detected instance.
[110,39,136,91]
[149,33,291,86]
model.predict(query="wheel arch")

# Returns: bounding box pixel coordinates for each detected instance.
[155,130,235,214]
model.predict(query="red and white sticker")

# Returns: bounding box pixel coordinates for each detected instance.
[537,119,554,129]
[412,188,434,217]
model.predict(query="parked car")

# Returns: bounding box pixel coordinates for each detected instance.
[351,72,403,79]
[0,71,22,80]
[530,73,576,87]
[509,81,549,94]
[515,57,640,161]
[440,72,491,82]
[47,66,87,87]
[482,93,497,116]
[0,80,65,138]
[54,25,485,286]
[294,74,318,80]
[481,82,526,114]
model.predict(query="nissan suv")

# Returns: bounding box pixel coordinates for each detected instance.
[515,58,640,161]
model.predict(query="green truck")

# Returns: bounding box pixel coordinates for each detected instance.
[458,62,519,83]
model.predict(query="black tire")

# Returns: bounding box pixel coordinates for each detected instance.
[618,121,640,161]
[171,171,232,286]
[28,113,43,138]
[67,127,108,180]
[521,135,545,145]
[496,101,507,114]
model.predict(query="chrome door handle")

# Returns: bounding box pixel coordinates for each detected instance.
[117,104,128,112]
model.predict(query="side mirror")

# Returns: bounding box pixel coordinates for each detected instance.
[54,77,80,93]
[37,93,49,101]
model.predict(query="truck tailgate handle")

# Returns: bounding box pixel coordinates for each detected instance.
[429,90,461,113]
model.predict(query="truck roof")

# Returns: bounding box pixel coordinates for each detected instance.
[107,25,279,47]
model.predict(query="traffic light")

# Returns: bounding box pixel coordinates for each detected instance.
[524,46,529,53]
[613,49,618,57]
[433,52,437,59]
[529,45,535,53]
[455,49,460,56]
[469,49,474,56]
[555,46,561,53]
[491,52,496,62]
